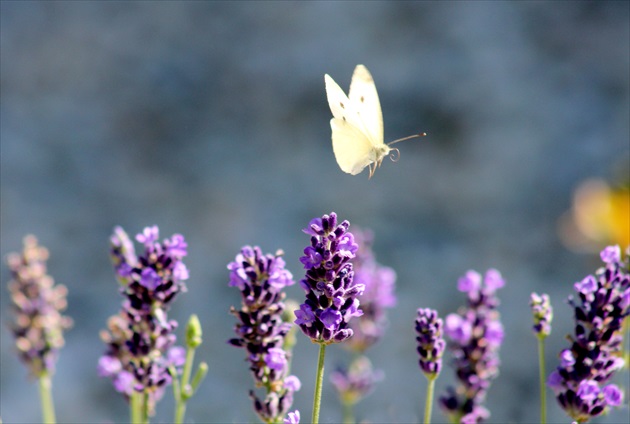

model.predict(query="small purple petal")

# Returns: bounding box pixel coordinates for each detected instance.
[113,370,136,396]
[136,225,159,246]
[444,313,472,345]
[560,349,575,367]
[484,320,504,346]
[321,308,342,329]
[139,268,161,290]
[547,370,564,392]
[294,304,316,326]
[299,246,322,270]
[457,270,482,293]
[577,379,600,401]
[265,348,287,372]
[167,346,186,368]
[602,384,623,406]
[574,275,598,295]
[173,261,189,281]
[600,245,621,264]
[484,268,504,291]
[285,375,301,392]
[284,410,300,424]
[97,356,122,377]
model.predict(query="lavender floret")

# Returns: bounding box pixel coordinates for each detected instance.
[99,226,188,414]
[330,356,384,405]
[415,308,445,377]
[344,228,396,352]
[228,246,300,423]
[530,292,553,338]
[7,236,73,378]
[295,212,364,345]
[548,245,629,423]
[439,269,504,424]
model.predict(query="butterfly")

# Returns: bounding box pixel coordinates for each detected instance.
[324,64,425,178]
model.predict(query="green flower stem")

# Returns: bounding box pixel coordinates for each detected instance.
[424,374,437,424]
[38,371,56,424]
[312,343,327,424]
[174,347,196,424]
[538,337,547,424]
[143,392,150,424]
[130,391,143,424]
[342,400,354,424]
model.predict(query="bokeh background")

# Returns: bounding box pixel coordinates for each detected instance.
[1,1,628,423]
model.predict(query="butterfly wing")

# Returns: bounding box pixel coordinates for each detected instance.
[330,117,375,175]
[325,73,366,133]
[348,65,384,148]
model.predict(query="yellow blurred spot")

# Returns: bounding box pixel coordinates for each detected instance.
[559,178,629,252]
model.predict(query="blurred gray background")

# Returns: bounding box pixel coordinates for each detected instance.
[1,1,629,423]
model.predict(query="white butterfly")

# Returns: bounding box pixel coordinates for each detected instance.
[324,64,423,178]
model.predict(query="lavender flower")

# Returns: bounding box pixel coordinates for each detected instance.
[227,246,300,423]
[6,235,73,378]
[439,269,505,424]
[344,228,396,352]
[530,292,553,339]
[284,410,300,424]
[295,212,364,344]
[99,226,189,414]
[548,245,629,423]
[415,308,446,377]
[330,356,384,405]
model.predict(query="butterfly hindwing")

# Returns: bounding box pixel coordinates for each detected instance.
[330,117,375,175]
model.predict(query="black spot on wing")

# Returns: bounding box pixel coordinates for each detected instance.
[360,96,364,103]
[340,102,345,109]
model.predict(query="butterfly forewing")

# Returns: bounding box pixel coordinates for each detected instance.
[324,74,365,135]
[348,65,384,148]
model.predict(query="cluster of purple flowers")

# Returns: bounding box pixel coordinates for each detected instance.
[98,226,188,414]
[330,356,384,406]
[345,228,396,352]
[548,245,629,423]
[440,269,505,424]
[295,212,364,344]
[7,236,73,378]
[228,246,301,423]
[415,308,445,378]
[329,228,393,412]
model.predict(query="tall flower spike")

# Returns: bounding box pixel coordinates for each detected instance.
[548,245,629,423]
[7,235,73,378]
[227,246,300,424]
[295,212,364,344]
[344,228,396,352]
[416,308,445,378]
[439,269,505,424]
[99,226,189,415]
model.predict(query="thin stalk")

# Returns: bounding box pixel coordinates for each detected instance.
[130,391,143,424]
[342,400,354,424]
[424,375,436,424]
[174,347,196,424]
[312,343,327,424]
[538,337,547,424]
[143,392,150,424]
[38,371,56,424]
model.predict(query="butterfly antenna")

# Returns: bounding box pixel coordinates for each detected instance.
[387,132,427,146]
